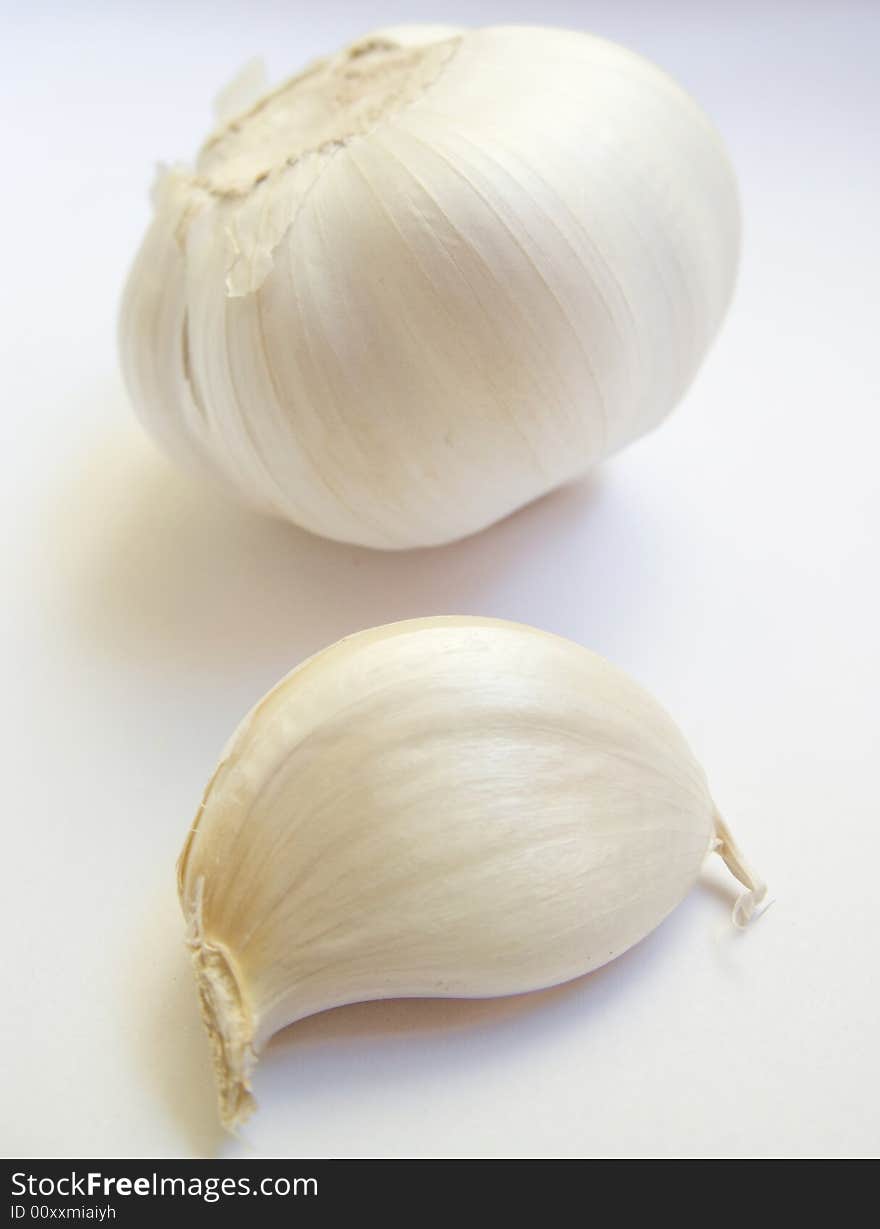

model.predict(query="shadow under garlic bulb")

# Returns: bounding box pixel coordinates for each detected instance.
[121,25,740,549]
[178,617,764,1128]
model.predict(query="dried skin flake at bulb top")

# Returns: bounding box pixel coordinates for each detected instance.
[177,617,766,1128]
[120,25,740,549]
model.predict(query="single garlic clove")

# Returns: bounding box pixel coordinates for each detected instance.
[177,616,765,1129]
[121,25,740,549]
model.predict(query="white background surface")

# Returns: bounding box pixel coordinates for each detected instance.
[2,0,878,1159]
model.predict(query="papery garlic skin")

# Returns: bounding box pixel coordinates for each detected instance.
[121,25,740,549]
[178,617,764,1128]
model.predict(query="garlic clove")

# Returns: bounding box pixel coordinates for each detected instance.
[177,617,765,1129]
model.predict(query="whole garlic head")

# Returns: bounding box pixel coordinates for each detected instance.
[178,617,764,1128]
[121,25,740,549]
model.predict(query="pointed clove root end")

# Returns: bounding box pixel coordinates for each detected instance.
[730,883,768,929]
[712,811,769,929]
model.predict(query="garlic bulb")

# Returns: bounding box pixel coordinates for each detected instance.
[121,25,739,549]
[178,616,764,1128]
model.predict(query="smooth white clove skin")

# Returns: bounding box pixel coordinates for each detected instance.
[177,617,764,1128]
[121,25,740,549]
